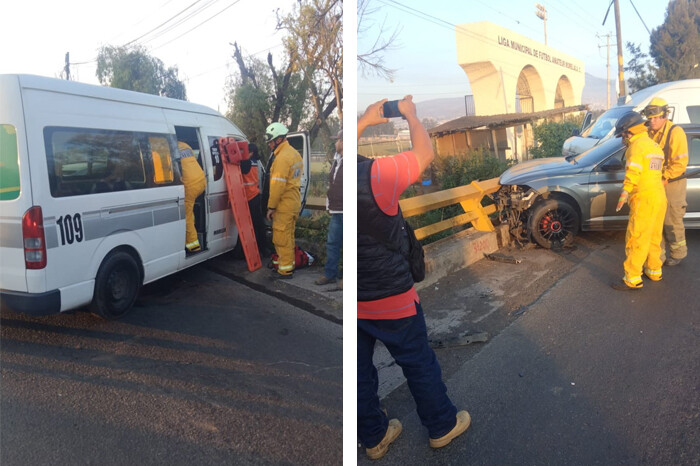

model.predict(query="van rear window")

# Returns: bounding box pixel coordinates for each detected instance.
[0,124,20,200]
[44,127,179,197]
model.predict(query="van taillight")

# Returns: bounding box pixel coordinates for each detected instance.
[22,206,47,269]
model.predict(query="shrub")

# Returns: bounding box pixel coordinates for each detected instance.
[433,148,512,189]
[530,119,581,159]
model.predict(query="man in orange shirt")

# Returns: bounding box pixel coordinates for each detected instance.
[357,97,470,460]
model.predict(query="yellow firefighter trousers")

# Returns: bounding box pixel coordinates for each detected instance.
[624,191,667,285]
[184,174,206,246]
[272,210,299,275]
[662,178,688,261]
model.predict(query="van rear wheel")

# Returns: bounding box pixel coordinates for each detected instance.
[92,251,141,320]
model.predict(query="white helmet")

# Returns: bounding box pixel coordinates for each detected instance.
[265,122,289,142]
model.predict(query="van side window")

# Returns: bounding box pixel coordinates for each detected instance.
[207,136,224,181]
[44,127,174,197]
[690,136,700,166]
[149,136,175,184]
[0,124,20,200]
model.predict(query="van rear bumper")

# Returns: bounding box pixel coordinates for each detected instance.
[0,289,61,315]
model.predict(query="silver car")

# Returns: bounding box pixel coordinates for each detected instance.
[495,124,700,248]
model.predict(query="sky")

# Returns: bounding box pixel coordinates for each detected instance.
[0,0,299,112]
[357,0,670,110]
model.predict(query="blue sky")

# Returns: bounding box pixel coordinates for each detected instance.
[357,0,669,109]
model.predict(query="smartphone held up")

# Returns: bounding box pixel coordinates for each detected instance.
[382,100,405,119]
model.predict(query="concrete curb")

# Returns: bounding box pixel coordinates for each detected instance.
[416,223,511,291]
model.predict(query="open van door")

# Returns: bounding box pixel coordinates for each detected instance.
[285,131,311,211]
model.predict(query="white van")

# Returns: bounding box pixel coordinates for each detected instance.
[562,79,700,156]
[0,74,309,319]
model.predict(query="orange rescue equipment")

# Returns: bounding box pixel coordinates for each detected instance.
[218,138,261,272]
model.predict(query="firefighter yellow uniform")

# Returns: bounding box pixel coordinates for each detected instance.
[268,140,303,275]
[649,120,689,263]
[178,141,207,252]
[620,132,667,287]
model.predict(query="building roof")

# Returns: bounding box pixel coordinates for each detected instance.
[428,105,588,136]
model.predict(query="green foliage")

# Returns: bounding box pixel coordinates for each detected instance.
[295,213,338,268]
[530,120,580,158]
[96,45,186,100]
[224,53,308,154]
[278,0,343,139]
[650,0,700,82]
[433,148,512,188]
[625,42,659,93]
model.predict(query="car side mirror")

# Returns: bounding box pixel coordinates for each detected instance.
[601,160,624,171]
[571,128,580,136]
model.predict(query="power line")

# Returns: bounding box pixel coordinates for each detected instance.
[140,0,221,46]
[122,0,208,47]
[151,0,244,51]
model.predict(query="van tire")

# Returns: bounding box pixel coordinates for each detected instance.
[528,198,580,249]
[92,251,141,320]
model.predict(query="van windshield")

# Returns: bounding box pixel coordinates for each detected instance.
[582,106,633,139]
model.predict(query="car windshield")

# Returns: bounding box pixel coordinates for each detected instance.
[581,106,633,139]
[573,137,625,166]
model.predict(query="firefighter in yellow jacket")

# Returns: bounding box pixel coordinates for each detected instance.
[265,123,303,278]
[178,141,207,252]
[612,112,667,290]
[642,97,689,266]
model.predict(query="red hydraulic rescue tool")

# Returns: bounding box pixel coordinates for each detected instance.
[218,138,262,272]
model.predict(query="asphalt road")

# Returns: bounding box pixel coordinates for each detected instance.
[1,265,342,465]
[360,229,700,465]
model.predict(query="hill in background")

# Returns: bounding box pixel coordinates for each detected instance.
[415,73,617,122]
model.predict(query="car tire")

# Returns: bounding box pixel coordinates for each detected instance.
[91,251,141,320]
[529,198,580,249]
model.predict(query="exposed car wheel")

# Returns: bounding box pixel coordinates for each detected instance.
[528,198,580,249]
[91,251,141,320]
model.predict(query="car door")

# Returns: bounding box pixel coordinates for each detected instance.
[684,130,700,228]
[585,145,628,230]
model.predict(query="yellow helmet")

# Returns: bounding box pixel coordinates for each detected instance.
[642,97,668,118]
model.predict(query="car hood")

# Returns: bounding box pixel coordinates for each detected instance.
[500,157,585,185]
[561,136,598,157]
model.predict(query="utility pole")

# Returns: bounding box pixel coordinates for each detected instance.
[535,4,548,46]
[613,0,626,100]
[597,33,614,109]
[64,52,71,80]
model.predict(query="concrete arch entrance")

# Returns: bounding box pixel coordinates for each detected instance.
[455,22,584,160]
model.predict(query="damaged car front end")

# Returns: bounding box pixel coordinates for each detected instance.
[493,137,629,249]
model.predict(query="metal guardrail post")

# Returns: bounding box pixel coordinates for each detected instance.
[460,180,496,232]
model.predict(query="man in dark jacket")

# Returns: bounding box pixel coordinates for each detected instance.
[357,97,470,460]
[315,129,343,287]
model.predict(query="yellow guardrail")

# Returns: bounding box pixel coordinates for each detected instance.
[398,177,501,241]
